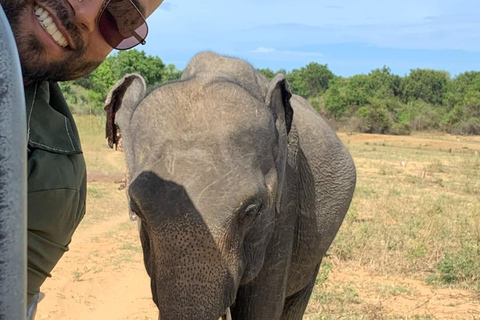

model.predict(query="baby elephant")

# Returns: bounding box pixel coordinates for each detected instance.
[105,52,356,320]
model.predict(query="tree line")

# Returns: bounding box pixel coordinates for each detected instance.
[59,49,182,115]
[62,50,480,135]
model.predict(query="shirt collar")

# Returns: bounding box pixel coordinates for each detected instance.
[25,81,82,154]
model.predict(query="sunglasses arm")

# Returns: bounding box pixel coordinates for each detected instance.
[133,31,146,45]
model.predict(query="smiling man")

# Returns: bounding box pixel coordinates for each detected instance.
[0,0,163,318]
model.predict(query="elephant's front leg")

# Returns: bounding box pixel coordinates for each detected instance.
[280,263,320,320]
[232,268,285,320]
[232,256,291,319]
[231,213,295,319]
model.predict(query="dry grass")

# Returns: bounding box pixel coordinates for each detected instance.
[75,115,126,174]
[333,133,480,285]
[305,132,480,319]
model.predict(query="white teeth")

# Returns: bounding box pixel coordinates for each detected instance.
[39,10,48,20]
[45,23,57,36]
[34,4,68,48]
[42,16,53,25]
[52,30,62,41]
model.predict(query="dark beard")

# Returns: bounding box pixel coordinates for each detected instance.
[1,0,103,82]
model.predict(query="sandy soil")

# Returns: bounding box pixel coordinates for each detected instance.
[318,267,480,319]
[36,180,158,320]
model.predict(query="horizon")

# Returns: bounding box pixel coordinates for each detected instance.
[137,0,480,77]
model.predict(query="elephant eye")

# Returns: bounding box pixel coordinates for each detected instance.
[244,202,262,217]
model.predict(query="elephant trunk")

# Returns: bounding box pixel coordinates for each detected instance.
[144,222,239,320]
[131,173,242,319]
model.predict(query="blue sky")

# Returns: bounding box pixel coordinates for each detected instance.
[141,0,480,77]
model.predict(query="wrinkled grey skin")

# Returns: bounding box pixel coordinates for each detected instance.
[106,52,356,320]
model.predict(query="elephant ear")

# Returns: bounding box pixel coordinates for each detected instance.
[265,74,294,212]
[104,73,146,149]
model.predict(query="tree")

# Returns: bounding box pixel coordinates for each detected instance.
[367,66,402,99]
[443,71,480,132]
[113,50,165,87]
[286,63,334,98]
[162,64,183,83]
[59,52,480,135]
[401,69,450,105]
[89,56,116,99]
[323,77,349,119]
[302,62,334,97]
[257,68,276,81]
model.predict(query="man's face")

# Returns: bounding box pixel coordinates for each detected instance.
[1,0,161,83]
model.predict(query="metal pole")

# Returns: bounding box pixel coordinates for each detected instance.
[0,5,27,320]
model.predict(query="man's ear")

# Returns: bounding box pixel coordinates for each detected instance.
[104,73,146,149]
[265,74,294,212]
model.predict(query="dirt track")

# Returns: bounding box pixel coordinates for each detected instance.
[36,181,158,320]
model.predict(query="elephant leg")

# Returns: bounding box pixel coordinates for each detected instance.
[281,263,320,320]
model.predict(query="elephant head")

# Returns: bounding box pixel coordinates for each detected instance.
[105,53,293,320]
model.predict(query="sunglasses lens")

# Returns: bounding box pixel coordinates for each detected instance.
[116,23,148,50]
[98,1,148,50]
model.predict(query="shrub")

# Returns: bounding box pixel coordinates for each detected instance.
[354,105,393,134]
[389,122,411,135]
[453,118,480,135]
[435,246,480,285]
[346,116,366,133]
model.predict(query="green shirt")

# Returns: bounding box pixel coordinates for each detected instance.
[25,81,86,304]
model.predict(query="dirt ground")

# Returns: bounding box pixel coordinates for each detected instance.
[37,215,480,320]
[36,132,480,320]
[36,180,158,320]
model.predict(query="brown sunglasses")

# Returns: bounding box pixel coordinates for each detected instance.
[97,0,149,50]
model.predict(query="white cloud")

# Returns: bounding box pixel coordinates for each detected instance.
[251,47,323,57]
[252,47,276,53]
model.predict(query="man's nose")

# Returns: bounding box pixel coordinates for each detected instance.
[68,0,105,33]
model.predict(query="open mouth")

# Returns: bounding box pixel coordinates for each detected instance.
[33,3,69,48]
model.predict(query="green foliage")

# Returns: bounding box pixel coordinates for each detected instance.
[85,90,104,112]
[287,63,334,98]
[59,51,480,134]
[319,67,479,135]
[453,118,480,135]
[368,66,402,99]
[257,68,276,81]
[63,49,180,115]
[316,261,333,285]
[323,77,349,119]
[442,71,480,132]
[113,50,165,87]
[323,68,401,121]
[162,64,183,83]
[389,122,411,135]
[58,82,76,105]
[433,246,480,285]
[354,105,393,134]
[401,69,450,105]
[302,62,335,97]
[397,100,443,131]
[308,96,324,114]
